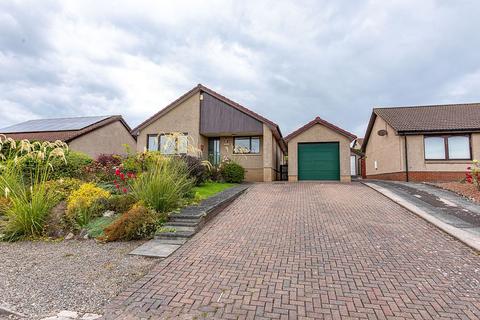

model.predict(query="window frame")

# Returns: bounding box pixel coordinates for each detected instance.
[233,136,261,154]
[146,133,189,155]
[424,134,472,161]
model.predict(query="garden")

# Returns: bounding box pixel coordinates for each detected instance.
[434,160,480,204]
[0,134,245,243]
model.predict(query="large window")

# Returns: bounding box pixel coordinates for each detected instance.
[147,134,188,154]
[234,137,260,154]
[424,135,471,160]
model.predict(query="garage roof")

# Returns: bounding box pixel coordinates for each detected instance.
[285,116,357,142]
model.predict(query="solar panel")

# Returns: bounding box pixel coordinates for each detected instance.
[0,116,111,133]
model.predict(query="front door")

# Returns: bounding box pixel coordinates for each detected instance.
[208,137,221,165]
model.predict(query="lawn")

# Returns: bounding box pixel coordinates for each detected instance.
[193,182,236,201]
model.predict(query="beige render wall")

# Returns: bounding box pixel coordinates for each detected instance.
[135,92,205,157]
[406,133,480,172]
[220,136,264,182]
[287,123,352,182]
[69,121,137,159]
[365,116,405,176]
[262,124,274,182]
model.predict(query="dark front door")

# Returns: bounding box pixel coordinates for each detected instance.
[298,142,340,180]
[208,137,221,165]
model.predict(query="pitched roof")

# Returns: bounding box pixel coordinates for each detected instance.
[374,103,480,133]
[285,116,357,142]
[0,115,132,142]
[132,84,287,152]
[361,103,480,152]
[354,138,364,147]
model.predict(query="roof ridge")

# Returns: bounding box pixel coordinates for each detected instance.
[374,102,480,110]
[285,116,356,142]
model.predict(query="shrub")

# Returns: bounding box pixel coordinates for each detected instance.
[220,161,245,183]
[85,216,116,238]
[101,203,162,241]
[49,151,93,180]
[107,194,136,213]
[180,155,208,185]
[466,160,480,190]
[44,178,83,201]
[0,139,67,240]
[66,183,110,228]
[0,197,10,216]
[130,157,194,212]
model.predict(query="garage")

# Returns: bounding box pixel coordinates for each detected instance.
[298,142,340,180]
[285,117,357,182]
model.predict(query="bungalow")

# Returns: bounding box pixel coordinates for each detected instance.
[131,84,287,182]
[0,115,136,159]
[362,103,480,181]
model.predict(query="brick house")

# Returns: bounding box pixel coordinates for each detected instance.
[362,103,480,181]
[131,84,286,182]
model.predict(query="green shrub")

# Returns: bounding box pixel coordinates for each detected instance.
[101,203,163,242]
[86,216,116,238]
[130,157,194,212]
[0,139,67,240]
[220,162,245,183]
[107,194,136,213]
[66,183,110,228]
[49,151,93,180]
[44,178,83,201]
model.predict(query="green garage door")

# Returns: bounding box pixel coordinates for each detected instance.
[298,142,340,180]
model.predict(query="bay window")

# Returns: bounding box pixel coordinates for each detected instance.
[424,135,470,160]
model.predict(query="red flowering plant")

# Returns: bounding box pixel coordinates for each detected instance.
[113,167,136,194]
[465,160,480,191]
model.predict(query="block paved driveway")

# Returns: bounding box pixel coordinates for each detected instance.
[106,183,480,319]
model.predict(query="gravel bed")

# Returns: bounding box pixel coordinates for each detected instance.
[0,240,156,319]
[434,182,480,204]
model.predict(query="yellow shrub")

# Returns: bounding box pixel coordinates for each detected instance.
[67,183,110,218]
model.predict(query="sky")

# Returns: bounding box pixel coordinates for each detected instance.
[1,0,480,137]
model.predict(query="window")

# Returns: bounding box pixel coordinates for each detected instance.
[424,135,470,160]
[234,137,260,154]
[147,133,188,154]
[147,135,159,152]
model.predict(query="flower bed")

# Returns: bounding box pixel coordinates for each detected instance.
[434,182,480,204]
[0,133,244,243]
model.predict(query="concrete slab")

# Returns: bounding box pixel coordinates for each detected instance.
[129,240,181,258]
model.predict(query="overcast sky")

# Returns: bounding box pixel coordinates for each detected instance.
[1,1,479,136]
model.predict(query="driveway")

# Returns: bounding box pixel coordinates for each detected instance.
[106,183,480,319]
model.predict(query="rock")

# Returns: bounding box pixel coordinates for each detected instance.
[81,313,102,320]
[57,310,78,318]
[65,233,74,240]
[103,210,115,217]
[78,229,88,240]
[83,233,90,240]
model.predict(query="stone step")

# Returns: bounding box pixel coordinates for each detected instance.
[155,230,194,240]
[162,225,196,233]
[167,219,201,227]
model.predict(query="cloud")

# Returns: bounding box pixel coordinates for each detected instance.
[0,0,479,137]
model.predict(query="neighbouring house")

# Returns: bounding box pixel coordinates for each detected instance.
[352,138,363,150]
[350,137,365,178]
[0,115,136,159]
[131,84,287,182]
[362,103,480,181]
[284,117,357,182]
